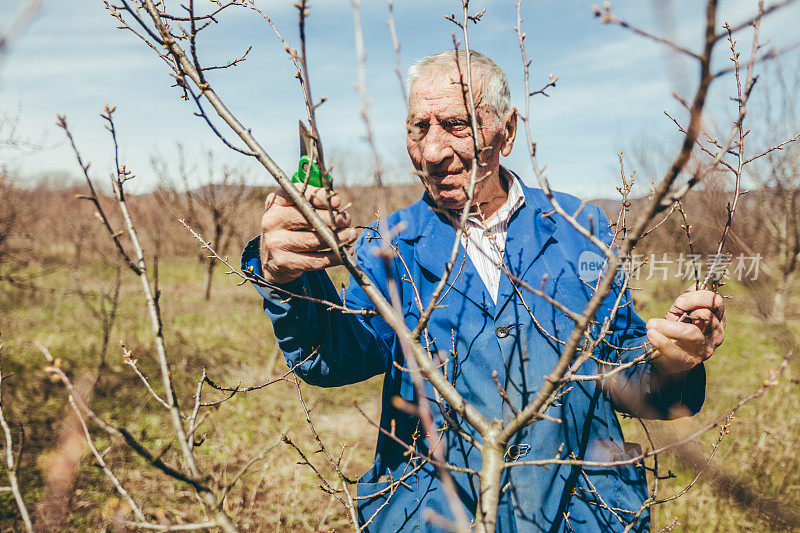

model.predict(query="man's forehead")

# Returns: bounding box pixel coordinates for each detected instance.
[407,73,485,115]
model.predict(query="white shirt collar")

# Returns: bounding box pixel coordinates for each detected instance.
[469,167,525,228]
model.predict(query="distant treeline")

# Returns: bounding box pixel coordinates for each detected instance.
[0,173,779,265]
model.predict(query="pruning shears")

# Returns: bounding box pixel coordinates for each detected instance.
[292,120,332,188]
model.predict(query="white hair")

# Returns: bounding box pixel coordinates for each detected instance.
[407,49,511,117]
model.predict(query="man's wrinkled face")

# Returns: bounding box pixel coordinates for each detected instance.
[406,71,515,211]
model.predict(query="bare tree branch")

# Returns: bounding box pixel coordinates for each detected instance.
[0,340,33,532]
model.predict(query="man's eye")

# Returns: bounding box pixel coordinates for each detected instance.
[408,122,427,138]
[446,122,471,134]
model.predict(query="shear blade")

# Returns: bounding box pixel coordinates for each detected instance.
[298,120,315,159]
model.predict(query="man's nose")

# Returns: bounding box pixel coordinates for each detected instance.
[421,126,453,167]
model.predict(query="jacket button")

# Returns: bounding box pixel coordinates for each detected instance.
[495,326,509,338]
[504,443,531,461]
[506,444,521,460]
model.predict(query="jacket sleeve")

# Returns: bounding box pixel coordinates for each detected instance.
[591,205,706,419]
[240,230,394,387]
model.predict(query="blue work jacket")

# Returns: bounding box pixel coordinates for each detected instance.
[242,178,706,532]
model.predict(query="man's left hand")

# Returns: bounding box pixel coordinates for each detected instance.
[646,285,726,376]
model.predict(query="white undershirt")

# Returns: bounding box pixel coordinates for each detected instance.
[461,171,525,303]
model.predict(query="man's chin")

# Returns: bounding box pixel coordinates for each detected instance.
[430,190,467,210]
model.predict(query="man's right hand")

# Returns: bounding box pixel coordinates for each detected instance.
[259,184,357,285]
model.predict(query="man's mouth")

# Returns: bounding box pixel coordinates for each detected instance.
[428,171,462,186]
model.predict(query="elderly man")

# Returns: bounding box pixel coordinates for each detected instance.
[242,50,725,532]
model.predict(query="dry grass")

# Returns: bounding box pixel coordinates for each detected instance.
[1,253,383,530]
[626,278,800,532]
[1,178,798,531]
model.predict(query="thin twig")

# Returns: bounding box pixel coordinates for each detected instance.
[121,343,172,411]
[123,521,220,531]
[216,437,281,509]
[0,340,33,532]
[67,394,147,522]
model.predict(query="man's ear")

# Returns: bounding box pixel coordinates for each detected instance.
[501,107,518,157]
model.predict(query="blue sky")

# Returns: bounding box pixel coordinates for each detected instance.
[1,0,799,198]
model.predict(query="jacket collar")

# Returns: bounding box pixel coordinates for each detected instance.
[412,170,557,315]
[494,181,557,315]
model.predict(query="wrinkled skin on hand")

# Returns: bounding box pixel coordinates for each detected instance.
[646,285,726,375]
[259,184,357,285]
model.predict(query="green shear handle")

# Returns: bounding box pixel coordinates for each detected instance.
[292,155,332,188]
[292,120,332,188]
